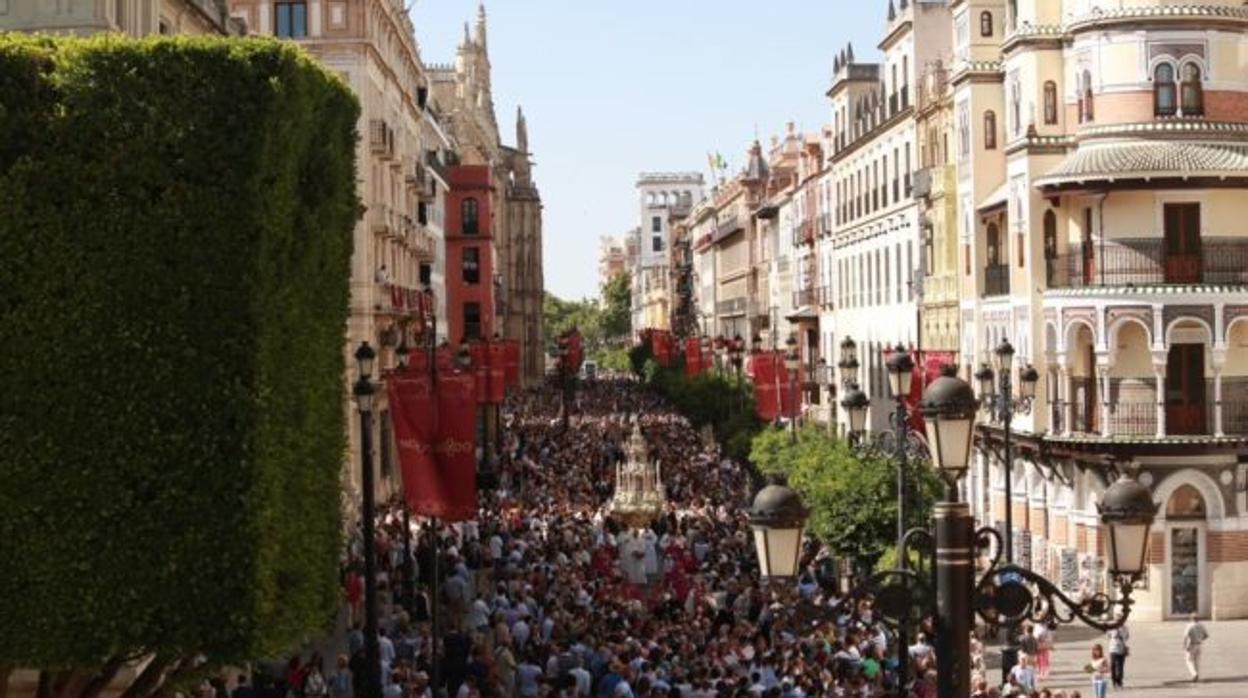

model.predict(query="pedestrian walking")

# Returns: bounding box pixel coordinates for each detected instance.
[1033,621,1055,679]
[1084,643,1109,698]
[1183,613,1209,682]
[1106,625,1129,688]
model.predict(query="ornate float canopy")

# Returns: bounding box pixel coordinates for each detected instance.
[610,419,666,529]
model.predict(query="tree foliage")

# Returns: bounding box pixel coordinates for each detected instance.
[639,360,761,464]
[543,292,602,347]
[0,35,359,668]
[600,272,631,339]
[750,427,941,567]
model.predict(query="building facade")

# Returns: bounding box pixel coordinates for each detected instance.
[598,235,627,292]
[954,0,1248,621]
[633,173,703,334]
[2,0,244,34]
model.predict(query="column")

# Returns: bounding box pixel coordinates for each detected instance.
[1098,359,1112,438]
[1058,363,1072,436]
[1214,364,1224,437]
[1153,359,1167,438]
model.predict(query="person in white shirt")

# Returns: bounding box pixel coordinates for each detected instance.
[1182,613,1209,682]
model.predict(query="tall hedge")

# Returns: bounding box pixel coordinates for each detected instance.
[0,35,360,666]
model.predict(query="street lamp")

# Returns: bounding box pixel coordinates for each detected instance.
[748,481,809,579]
[816,358,835,437]
[784,334,800,443]
[841,383,870,438]
[979,337,1039,681]
[751,366,1155,698]
[352,342,383,698]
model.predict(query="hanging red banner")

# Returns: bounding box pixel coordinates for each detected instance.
[751,352,780,421]
[778,351,798,421]
[387,370,437,517]
[435,344,455,374]
[503,339,521,389]
[684,337,702,377]
[469,342,489,404]
[569,331,584,371]
[487,340,506,403]
[429,370,478,521]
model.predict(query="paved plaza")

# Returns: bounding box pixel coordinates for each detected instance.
[988,620,1248,696]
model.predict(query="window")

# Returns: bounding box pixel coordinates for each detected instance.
[1043,211,1057,260]
[980,11,993,37]
[419,263,432,287]
[1010,80,1021,136]
[462,247,480,284]
[958,105,971,160]
[652,216,662,232]
[1007,0,1018,31]
[463,302,482,341]
[984,111,997,150]
[461,197,479,235]
[1081,70,1094,122]
[652,236,663,253]
[987,223,1001,266]
[1043,81,1058,125]
[1182,64,1204,116]
[1154,63,1177,117]
[275,1,308,38]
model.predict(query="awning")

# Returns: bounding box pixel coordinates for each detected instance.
[785,306,819,321]
[1035,141,1248,189]
[977,182,1010,212]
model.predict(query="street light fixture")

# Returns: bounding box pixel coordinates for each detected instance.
[752,366,1156,698]
[841,383,870,437]
[784,334,800,443]
[351,341,382,698]
[748,481,809,579]
[886,344,915,399]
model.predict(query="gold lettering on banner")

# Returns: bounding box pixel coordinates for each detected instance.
[398,439,432,453]
[434,439,475,456]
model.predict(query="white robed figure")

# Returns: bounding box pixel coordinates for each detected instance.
[617,528,648,585]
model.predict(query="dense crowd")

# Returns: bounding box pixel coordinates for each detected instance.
[231,376,1107,698]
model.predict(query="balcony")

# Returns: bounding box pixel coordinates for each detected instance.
[716,297,747,316]
[1055,376,1248,438]
[983,264,1010,297]
[923,271,958,304]
[792,287,816,307]
[376,283,430,319]
[1045,239,1248,288]
[816,285,835,308]
[714,215,743,243]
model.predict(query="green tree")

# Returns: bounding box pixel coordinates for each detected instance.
[600,272,631,340]
[0,35,358,686]
[750,426,940,568]
[543,292,603,348]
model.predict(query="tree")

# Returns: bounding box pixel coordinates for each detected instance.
[750,427,940,568]
[600,272,631,340]
[0,35,358,687]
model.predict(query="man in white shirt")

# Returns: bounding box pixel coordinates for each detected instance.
[1182,613,1209,682]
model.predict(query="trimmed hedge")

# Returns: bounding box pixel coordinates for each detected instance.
[0,35,360,666]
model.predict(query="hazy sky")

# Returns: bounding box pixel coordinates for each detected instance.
[410,1,884,301]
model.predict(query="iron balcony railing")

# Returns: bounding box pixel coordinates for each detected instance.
[792,287,816,307]
[984,264,1010,297]
[1045,239,1248,288]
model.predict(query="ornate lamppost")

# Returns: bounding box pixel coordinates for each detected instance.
[352,342,383,698]
[784,334,800,443]
[974,337,1039,679]
[750,367,1157,697]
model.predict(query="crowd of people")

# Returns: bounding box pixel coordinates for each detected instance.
[226,375,1142,698]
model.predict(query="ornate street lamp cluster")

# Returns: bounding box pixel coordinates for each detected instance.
[750,362,1158,697]
[548,335,574,430]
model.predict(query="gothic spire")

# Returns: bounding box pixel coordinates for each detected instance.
[516,105,528,153]
[475,2,488,50]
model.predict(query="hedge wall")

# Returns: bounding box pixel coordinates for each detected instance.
[0,35,360,666]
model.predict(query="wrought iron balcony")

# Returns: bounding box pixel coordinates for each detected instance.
[1045,239,1248,288]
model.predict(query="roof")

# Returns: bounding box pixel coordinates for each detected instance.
[1035,140,1248,189]
[785,306,819,321]
[977,181,1010,212]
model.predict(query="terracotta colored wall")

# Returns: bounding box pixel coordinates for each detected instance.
[1208,531,1248,563]
[1065,90,1248,127]
[446,165,495,346]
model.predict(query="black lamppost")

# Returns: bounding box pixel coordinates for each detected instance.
[393,341,416,616]
[729,334,745,415]
[751,367,1157,698]
[352,341,383,698]
[975,337,1039,680]
[784,334,800,444]
[552,337,572,431]
[815,358,835,437]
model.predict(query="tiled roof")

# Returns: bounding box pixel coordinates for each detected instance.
[1046,284,1248,297]
[1035,141,1248,188]
[1069,4,1248,28]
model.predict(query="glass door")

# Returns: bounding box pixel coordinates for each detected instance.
[1170,527,1201,616]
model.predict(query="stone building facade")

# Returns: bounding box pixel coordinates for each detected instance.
[1,0,244,35]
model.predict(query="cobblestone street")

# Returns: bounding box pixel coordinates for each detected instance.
[1002,620,1248,696]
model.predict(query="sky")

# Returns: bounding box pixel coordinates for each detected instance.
[410,1,885,301]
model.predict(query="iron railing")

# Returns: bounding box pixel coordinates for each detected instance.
[1046,239,1248,288]
[984,264,1010,297]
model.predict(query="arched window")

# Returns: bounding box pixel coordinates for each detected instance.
[980,11,993,37]
[1043,210,1057,260]
[1182,63,1204,116]
[987,223,1001,265]
[1082,70,1094,122]
[1154,63,1177,117]
[983,111,997,150]
[461,197,479,235]
[1043,81,1058,124]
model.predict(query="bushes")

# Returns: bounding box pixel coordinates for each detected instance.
[0,35,359,667]
[750,426,941,568]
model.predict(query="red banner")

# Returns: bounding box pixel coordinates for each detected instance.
[569,331,584,372]
[487,340,506,403]
[387,370,437,516]
[653,330,673,367]
[503,339,521,389]
[430,370,478,521]
[436,344,455,374]
[469,342,489,404]
[684,337,702,377]
[779,355,798,419]
[751,351,780,421]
